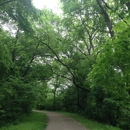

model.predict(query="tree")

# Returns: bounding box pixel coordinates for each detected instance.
[0,0,39,125]
[0,0,130,129]
[60,0,130,129]
[88,20,130,129]
[0,0,36,33]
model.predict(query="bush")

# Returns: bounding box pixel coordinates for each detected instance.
[0,77,35,126]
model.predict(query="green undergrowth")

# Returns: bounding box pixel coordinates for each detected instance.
[0,112,47,130]
[60,112,122,130]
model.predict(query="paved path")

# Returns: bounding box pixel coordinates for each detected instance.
[35,110,86,130]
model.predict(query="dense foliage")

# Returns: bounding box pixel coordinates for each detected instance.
[0,0,130,129]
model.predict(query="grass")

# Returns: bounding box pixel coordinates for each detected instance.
[60,112,122,130]
[0,112,47,130]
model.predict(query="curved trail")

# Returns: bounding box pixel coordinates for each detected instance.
[35,110,87,130]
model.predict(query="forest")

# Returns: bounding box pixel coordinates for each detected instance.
[0,0,130,130]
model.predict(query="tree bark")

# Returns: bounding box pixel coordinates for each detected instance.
[96,0,114,37]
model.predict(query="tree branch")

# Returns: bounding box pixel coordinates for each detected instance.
[47,62,72,80]
[0,0,16,7]
[22,42,40,77]
[35,36,90,93]
[102,0,130,27]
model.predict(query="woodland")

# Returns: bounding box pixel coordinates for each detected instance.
[0,0,130,130]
